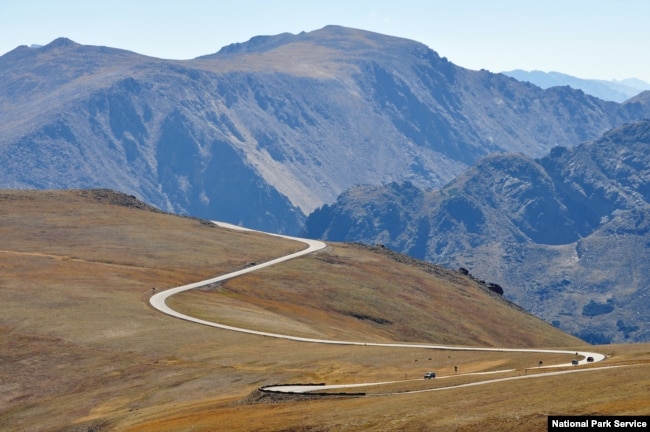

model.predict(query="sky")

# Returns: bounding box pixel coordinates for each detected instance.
[1,0,649,83]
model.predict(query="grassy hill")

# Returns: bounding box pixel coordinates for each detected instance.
[170,241,584,348]
[1,190,648,432]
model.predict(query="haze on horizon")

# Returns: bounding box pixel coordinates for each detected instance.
[1,0,649,83]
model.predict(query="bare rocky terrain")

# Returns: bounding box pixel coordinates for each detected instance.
[2,26,649,234]
[303,119,650,343]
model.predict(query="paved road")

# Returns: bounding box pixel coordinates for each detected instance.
[149,221,327,339]
[263,366,621,395]
[149,221,606,394]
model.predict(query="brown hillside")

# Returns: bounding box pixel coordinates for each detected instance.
[170,241,584,348]
[1,189,647,432]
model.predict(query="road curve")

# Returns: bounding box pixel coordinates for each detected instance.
[149,221,327,339]
[149,221,605,393]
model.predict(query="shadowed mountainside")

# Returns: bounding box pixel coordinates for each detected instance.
[2,26,650,233]
[303,119,650,343]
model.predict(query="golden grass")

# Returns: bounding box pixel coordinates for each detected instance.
[1,190,648,432]
[170,242,585,348]
[115,361,650,432]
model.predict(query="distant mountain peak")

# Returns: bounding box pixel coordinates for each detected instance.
[208,25,431,60]
[502,69,650,102]
[1,37,80,60]
[625,90,650,104]
[211,25,373,57]
[214,32,298,56]
[45,37,79,49]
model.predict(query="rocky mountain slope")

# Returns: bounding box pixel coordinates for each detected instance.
[503,70,650,102]
[303,119,650,343]
[2,26,650,233]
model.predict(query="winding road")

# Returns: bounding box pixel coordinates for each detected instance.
[149,221,606,395]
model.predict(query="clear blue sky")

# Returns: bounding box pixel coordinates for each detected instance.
[1,0,649,82]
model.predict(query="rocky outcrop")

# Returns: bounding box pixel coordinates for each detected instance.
[303,120,650,343]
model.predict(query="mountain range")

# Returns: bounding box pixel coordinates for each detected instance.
[503,70,650,103]
[3,26,650,343]
[303,119,650,343]
[2,26,650,234]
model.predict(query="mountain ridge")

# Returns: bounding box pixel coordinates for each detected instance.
[303,119,650,343]
[2,26,650,234]
[503,69,650,102]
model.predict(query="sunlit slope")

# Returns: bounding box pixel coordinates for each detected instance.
[1,189,586,432]
[170,241,585,348]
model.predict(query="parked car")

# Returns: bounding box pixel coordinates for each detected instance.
[424,372,436,379]
[571,360,579,365]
